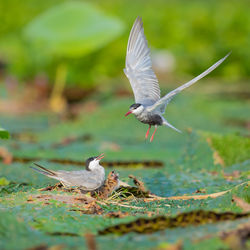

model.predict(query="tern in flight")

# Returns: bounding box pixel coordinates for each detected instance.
[124,17,230,142]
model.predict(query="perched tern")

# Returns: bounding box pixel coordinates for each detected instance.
[124,17,230,142]
[31,153,105,191]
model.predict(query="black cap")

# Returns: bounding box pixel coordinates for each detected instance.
[130,103,141,109]
[85,157,96,171]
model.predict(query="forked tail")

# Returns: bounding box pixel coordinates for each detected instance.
[30,163,58,178]
[162,119,182,133]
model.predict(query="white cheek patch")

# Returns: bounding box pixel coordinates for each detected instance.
[88,161,96,170]
[131,109,137,114]
[132,106,143,115]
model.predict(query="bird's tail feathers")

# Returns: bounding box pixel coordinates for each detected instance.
[31,163,58,178]
[163,119,182,133]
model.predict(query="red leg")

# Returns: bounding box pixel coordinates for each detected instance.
[150,126,158,142]
[145,125,151,139]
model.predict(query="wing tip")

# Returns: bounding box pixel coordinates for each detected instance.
[133,16,143,30]
[135,16,142,23]
[213,51,231,68]
[222,51,231,61]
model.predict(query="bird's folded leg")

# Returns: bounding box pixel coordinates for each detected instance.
[145,125,151,139]
[150,126,158,142]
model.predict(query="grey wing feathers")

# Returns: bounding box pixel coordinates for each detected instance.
[31,165,104,190]
[124,17,160,106]
[148,52,230,112]
[69,177,101,190]
[56,171,104,190]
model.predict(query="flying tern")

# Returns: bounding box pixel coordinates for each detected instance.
[124,17,230,142]
[31,153,105,191]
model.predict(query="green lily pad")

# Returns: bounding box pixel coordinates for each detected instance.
[0,177,10,186]
[0,126,10,139]
[24,1,124,57]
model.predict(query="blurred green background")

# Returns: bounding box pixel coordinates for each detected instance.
[0,1,250,249]
[0,0,249,91]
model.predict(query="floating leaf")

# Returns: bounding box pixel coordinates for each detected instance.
[98,210,250,235]
[0,177,10,186]
[24,1,124,57]
[0,89,249,249]
[206,134,250,166]
[0,127,10,139]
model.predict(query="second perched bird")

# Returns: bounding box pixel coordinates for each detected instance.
[31,153,105,191]
[124,17,230,142]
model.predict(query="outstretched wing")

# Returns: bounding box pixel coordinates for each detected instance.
[124,17,160,106]
[148,53,230,112]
